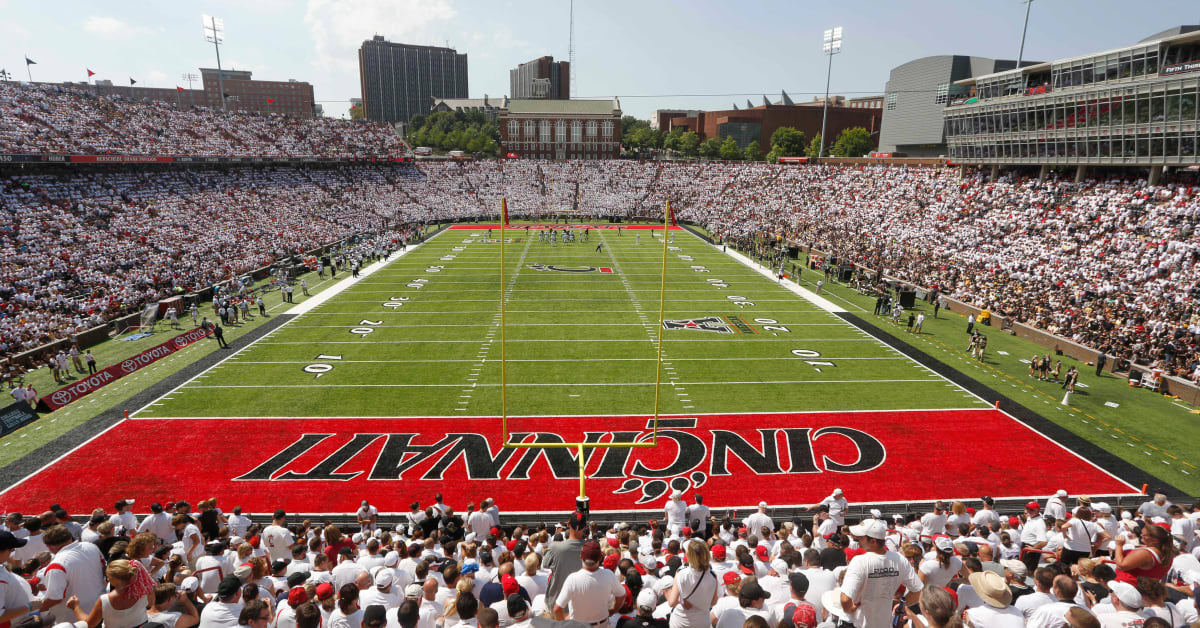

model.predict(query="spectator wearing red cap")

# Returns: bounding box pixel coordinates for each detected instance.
[710,545,734,581]
[710,572,742,621]
[553,540,625,623]
[1019,502,1048,574]
[275,586,308,628]
[664,541,716,628]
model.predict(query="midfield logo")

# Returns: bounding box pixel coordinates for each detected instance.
[663,317,733,333]
[527,264,613,273]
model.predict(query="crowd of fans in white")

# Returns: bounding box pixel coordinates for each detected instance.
[5,155,1200,385]
[2,82,1198,383]
[0,490,1198,628]
[0,83,405,157]
[0,166,427,360]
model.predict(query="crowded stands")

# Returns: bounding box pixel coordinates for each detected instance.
[0,83,404,157]
[6,158,1200,384]
[3,81,1200,386]
[0,491,1196,628]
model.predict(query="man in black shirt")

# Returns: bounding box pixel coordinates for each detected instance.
[819,533,847,571]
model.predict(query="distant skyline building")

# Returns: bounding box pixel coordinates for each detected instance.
[358,36,468,123]
[510,56,570,100]
[71,67,315,117]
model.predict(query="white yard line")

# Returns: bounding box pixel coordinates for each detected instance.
[217,357,910,364]
[257,338,883,344]
[129,407,995,420]
[183,378,941,389]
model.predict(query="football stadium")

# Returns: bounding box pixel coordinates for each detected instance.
[1,4,1200,628]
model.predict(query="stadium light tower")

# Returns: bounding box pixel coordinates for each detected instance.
[202,14,227,112]
[818,26,843,159]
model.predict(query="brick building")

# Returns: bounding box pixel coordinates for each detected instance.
[200,68,315,117]
[83,68,316,117]
[499,99,622,159]
[667,102,883,152]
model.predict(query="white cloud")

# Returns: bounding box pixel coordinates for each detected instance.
[304,0,457,73]
[146,70,169,85]
[83,16,146,40]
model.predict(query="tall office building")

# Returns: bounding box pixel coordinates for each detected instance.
[509,56,570,100]
[358,36,468,123]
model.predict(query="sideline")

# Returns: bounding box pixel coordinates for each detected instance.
[284,233,440,316]
[714,243,846,313]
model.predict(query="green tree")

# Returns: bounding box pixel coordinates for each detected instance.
[765,148,780,163]
[663,128,684,152]
[832,127,873,157]
[769,127,807,157]
[699,137,722,159]
[679,131,701,157]
[350,105,364,121]
[409,114,427,130]
[805,134,823,159]
[744,140,763,162]
[718,137,742,160]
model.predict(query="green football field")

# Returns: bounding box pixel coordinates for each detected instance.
[135,226,989,419]
[1,224,1153,514]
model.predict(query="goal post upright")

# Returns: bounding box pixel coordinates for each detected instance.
[498,200,672,505]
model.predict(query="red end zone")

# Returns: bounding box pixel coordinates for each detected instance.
[449,224,683,230]
[0,410,1136,514]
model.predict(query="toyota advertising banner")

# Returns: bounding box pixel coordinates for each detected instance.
[37,327,211,412]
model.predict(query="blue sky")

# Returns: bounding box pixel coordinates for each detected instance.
[2,0,1198,119]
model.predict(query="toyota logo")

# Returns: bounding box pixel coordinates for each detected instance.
[51,390,72,405]
[122,359,137,373]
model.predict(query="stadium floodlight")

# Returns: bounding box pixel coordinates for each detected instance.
[818,26,843,159]
[202,14,227,112]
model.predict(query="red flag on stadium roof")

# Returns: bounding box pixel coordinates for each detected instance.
[267,98,275,103]
[176,86,184,92]
[86,69,95,77]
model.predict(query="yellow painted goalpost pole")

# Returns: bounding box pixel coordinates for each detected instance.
[498,201,669,503]
[500,198,508,439]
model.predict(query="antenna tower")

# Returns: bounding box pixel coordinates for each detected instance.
[568,0,577,98]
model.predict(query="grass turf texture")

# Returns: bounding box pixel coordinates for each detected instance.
[133,227,989,419]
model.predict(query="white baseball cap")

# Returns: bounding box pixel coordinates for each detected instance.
[849,519,887,540]
[1107,581,1143,609]
[636,589,658,610]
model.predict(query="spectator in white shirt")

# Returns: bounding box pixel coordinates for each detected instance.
[808,490,848,527]
[743,503,772,538]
